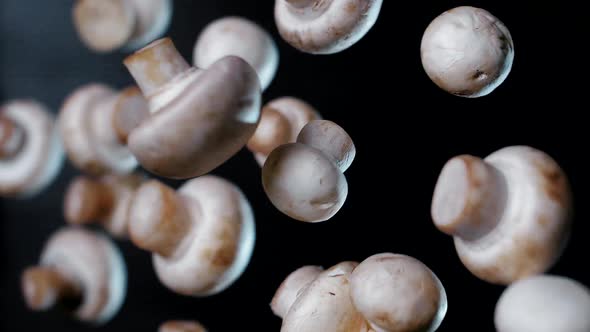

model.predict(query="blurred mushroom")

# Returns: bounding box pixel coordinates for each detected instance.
[160,320,208,332]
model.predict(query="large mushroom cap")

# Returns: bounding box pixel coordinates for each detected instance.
[271,265,324,318]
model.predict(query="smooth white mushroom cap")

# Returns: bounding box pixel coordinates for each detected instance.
[125,0,173,51]
[297,120,356,172]
[271,265,324,318]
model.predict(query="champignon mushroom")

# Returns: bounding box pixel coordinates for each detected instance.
[123,38,262,179]
[21,227,127,324]
[494,275,590,332]
[64,173,144,238]
[431,146,572,285]
[160,320,208,332]
[271,265,324,318]
[262,119,355,222]
[73,0,173,53]
[193,16,279,91]
[274,0,383,54]
[420,6,514,97]
[0,100,64,197]
[247,97,321,166]
[128,175,255,296]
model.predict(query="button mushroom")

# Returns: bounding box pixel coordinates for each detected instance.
[0,100,64,197]
[128,175,255,296]
[193,16,279,91]
[73,0,173,53]
[123,38,262,179]
[431,146,572,285]
[21,227,127,324]
[271,265,324,318]
[262,119,355,223]
[275,0,384,54]
[160,320,208,332]
[420,6,514,97]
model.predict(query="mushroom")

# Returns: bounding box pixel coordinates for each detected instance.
[21,227,127,324]
[350,253,447,332]
[420,6,514,98]
[160,320,208,332]
[274,0,383,54]
[0,100,64,197]
[64,173,144,238]
[123,38,262,179]
[431,146,572,285]
[128,175,255,296]
[247,97,321,166]
[193,16,279,91]
[59,84,149,175]
[262,119,355,222]
[72,0,173,53]
[271,265,324,318]
[494,275,590,332]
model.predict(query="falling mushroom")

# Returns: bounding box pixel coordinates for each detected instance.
[159,320,208,332]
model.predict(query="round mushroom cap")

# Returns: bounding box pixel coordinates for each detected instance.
[494,275,590,332]
[297,120,355,172]
[159,320,208,332]
[124,0,173,51]
[271,265,324,318]
[421,6,514,98]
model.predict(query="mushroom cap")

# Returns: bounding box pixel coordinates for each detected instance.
[275,0,383,54]
[127,56,261,179]
[262,143,348,222]
[350,253,447,332]
[420,6,514,97]
[494,275,590,332]
[194,16,279,91]
[160,320,208,332]
[0,100,64,197]
[124,0,173,51]
[297,120,355,172]
[271,265,324,318]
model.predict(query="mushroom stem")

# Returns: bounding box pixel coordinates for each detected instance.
[64,177,114,225]
[286,0,316,9]
[113,86,149,144]
[21,266,81,311]
[0,115,26,159]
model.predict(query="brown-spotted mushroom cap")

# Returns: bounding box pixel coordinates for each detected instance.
[73,0,172,53]
[160,320,208,332]
[21,227,127,324]
[431,146,572,285]
[494,275,590,332]
[350,253,447,332]
[421,6,514,98]
[193,16,279,91]
[0,100,64,197]
[271,265,324,318]
[275,0,383,54]
[128,175,255,296]
[262,120,355,222]
[124,38,262,179]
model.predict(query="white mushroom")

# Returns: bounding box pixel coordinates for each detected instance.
[159,320,208,332]
[271,265,324,318]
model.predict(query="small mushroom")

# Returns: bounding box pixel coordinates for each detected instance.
[21,227,127,324]
[128,175,255,296]
[271,265,324,318]
[73,0,173,53]
[274,0,383,54]
[262,119,355,222]
[494,275,590,332]
[431,146,572,284]
[247,97,321,166]
[124,38,262,179]
[160,320,208,332]
[0,100,64,197]
[64,173,144,238]
[421,6,514,97]
[59,84,149,175]
[193,16,279,91]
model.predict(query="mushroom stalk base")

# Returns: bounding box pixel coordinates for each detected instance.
[22,266,82,312]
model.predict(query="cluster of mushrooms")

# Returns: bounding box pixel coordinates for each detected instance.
[2,1,588,331]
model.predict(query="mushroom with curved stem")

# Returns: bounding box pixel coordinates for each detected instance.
[0,100,64,197]
[421,6,514,98]
[275,0,383,54]
[128,175,256,296]
[21,227,127,324]
[160,320,208,332]
[193,16,279,91]
[72,0,173,53]
[262,119,355,223]
[431,146,572,285]
[123,38,262,179]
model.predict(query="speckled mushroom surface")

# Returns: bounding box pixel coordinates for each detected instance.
[159,320,208,332]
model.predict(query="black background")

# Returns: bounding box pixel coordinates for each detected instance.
[1,0,587,331]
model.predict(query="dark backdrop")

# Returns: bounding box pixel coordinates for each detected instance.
[1,0,586,331]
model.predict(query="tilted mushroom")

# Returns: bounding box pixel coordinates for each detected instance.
[431,146,572,285]
[73,0,173,53]
[21,227,127,324]
[274,0,383,54]
[193,16,279,91]
[59,84,149,175]
[128,175,255,296]
[262,119,355,222]
[0,100,64,197]
[271,265,324,318]
[160,320,208,332]
[124,38,262,179]
[421,6,514,97]
[494,275,590,332]
[247,97,321,166]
